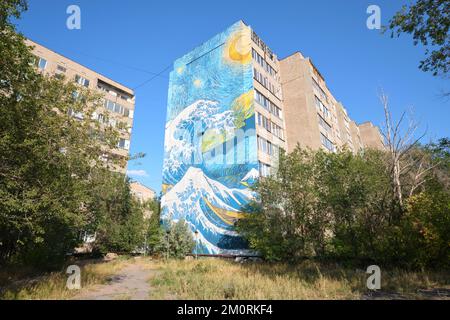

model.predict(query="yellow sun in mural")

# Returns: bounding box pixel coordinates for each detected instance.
[193,79,202,88]
[224,29,251,64]
[176,66,185,74]
[201,90,254,153]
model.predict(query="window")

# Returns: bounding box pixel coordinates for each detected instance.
[57,65,67,73]
[257,135,275,156]
[320,133,335,152]
[259,161,271,177]
[322,105,330,118]
[55,65,66,79]
[252,49,277,79]
[254,68,278,96]
[256,112,284,140]
[72,91,86,103]
[318,114,332,134]
[97,113,106,123]
[68,108,84,120]
[75,75,90,87]
[312,78,328,102]
[104,99,130,117]
[254,90,282,119]
[37,57,47,70]
[118,138,130,150]
[315,95,330,118]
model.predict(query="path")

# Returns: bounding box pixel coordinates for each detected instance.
[73,262,158,300]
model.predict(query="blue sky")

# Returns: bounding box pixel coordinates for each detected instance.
[16,0,449,194]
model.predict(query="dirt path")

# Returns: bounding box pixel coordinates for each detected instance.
[73,262,158,300]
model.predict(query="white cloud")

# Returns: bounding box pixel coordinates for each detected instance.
[126,169,149,177]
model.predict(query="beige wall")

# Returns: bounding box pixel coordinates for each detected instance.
[359,122,385,150]
[279,53,345,154]
[335,103,354,152]
[130,182,156,203]
[27,39,135,173]
[279,53,321,152]
[279,52,384,156]
[251,31,286,176]
[349,120,364,153]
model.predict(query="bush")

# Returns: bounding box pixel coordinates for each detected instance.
[402,191,450,269]
[90,171,146,255]
[145,201,164,255]
[157,220,195,259]
[237,146,450,269]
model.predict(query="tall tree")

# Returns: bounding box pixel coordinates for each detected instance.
[378,91,439,208]
[386,0,450,77]
[0,0,125,267]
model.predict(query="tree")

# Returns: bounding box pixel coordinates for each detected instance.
[238,148,332,262]
[0,0,130,268]
[237,145,449,268]
[404,190,450,268]
[0,0,26,30]
[378,91,438,208]
[158,220,195,259]
[88,171,146,255]
[386,0,450,76]
[144,199,163,255]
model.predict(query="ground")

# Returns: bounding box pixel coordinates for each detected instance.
[1,256,449,300]
[73,260,159,300]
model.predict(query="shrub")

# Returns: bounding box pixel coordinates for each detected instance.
[237,145,449,269]
[157,220,195,259]
[402,191,450,268]
[90,171,146,255]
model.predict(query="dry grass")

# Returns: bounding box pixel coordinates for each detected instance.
[1,257,448,300]
[0,256,131,300]
[149,258,450,300]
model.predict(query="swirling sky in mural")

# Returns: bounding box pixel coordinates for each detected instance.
[161,21,259,255]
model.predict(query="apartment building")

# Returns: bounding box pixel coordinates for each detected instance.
[27,39,135,173]
[251,30,286,177]
[130,182,156,203]
[279,52,380,154]
[359,122,386,150]
[161,21,384,255]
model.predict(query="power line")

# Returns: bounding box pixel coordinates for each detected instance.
[133,64,172,90]
[63,48,169,79]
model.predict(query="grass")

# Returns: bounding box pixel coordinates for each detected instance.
[0,256,131,300]
[1,256,448,300]
[149,258,450,300]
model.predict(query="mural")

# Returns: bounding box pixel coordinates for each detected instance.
[161,21,258,255]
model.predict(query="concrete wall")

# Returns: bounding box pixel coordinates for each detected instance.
[359,122,385,150]
[27,39,135,173]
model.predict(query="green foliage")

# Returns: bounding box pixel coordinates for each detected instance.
[386,0,450,76]
[0,1,145,269]
[88,171,145,255]
[403,188,450,268]
[0,2,97,267]
[157,220,195,259]
[237,146,449,269]
[0,0,27,29]
[145,200,164,255]
[238,148,328,261]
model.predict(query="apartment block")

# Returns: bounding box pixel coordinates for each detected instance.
[279,52,380,154]
[27,39,135,173]
[359,122,386,150]
[161,21,384,255]
[251,30,286,177]
[130,182,156,203]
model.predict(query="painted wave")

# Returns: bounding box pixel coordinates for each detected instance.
[161,166,256,255]
[163,99,236,185]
